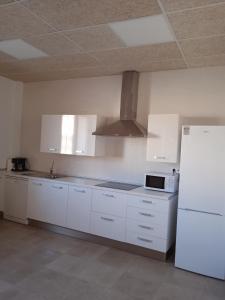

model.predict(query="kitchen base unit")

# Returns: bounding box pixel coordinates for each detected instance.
[28,218,174,261]
[4,175,28,224]
[4,173,177,261]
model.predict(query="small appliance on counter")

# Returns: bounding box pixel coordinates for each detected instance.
[10,157,29,172]
[144,169,179,193]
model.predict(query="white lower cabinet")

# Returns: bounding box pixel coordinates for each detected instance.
[11,175,177,254]
[90,212,126,242]
[28,180,68,227]
[66,185,91,233]
[4,176,28,224]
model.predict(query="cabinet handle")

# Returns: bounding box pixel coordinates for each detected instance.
[75,150,85,153]
[48,147,57,151]
[52,186,63,189]
[142,200,153,204]
[137,237,153,243]
[101,216,114,222]
[32,182,42,186]
[103,193,115,198]
[138,225,153,230]
[139,212,154,217]
[73,188,86,193]
[154,155,166,160]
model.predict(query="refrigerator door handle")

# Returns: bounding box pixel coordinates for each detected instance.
[179,208,223,216]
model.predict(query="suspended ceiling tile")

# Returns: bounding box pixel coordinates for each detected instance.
[21,0,161,31]
[92,42,183,65]
[180,35,225,58]
[64,25,125,52]
[0,3,53,40]
[167,4,225,39]
[160,0,225,12]
[23,33,81,56]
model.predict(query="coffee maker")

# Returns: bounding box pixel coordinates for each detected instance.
[11,157,29,172]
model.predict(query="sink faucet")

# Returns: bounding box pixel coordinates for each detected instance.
[50,160,55,177]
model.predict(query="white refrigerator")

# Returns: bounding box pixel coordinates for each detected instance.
[175,126,225,280]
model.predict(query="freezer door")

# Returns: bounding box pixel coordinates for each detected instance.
[175,209,225,279]
[179,126,225,215]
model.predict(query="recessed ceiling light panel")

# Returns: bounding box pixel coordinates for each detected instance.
[109,15,175,47]
[0,39,48,60]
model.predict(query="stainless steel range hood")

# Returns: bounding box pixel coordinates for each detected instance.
[92,71,147,137]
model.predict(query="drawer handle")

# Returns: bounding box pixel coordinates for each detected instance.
[32,182,42,186]
[139,212,154,217]
[48,148,57,151]
[103,193,115,198]
[52,186,63,189]
[101,217,114,222]
[137,237,153,243]
[154,155,166,160]
[75,150,85,153]
[142,200,153,204]
[138,224,153,230]
[74,188,86,193]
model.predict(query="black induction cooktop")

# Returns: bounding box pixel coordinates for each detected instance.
[95,181,141,191]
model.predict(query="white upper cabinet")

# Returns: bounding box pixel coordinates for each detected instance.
[147,114,180,163]
[40,114,105,156]
[40,115,62,154]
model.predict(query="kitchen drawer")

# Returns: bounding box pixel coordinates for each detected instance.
[127,194,169,213]
[127,206,168,226]
[126,219,168,239]
[90,212,125,242]
[92,189,127,217]
[126,231,167,252]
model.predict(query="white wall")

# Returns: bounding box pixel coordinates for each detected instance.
[21,66,225,184]
[0,76,23,169]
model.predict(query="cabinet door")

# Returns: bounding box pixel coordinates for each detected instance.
[4,177,28,221]
[40,115,62,153]
[28,179,48,222]
[73,115,97,156]
[147,114,180,163]
[45,182,68,227]
[66,186,91,232]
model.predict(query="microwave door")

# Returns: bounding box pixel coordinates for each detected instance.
[146,175,165,190]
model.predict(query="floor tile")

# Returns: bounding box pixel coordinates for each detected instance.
[76,259,127,288]
[113,272,160,299]
[97,248,138,269]
[0,280,13,293]
[152,282,201,300]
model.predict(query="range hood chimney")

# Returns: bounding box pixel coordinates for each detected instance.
[92,71,147,137]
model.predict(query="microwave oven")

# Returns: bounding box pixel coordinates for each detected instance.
[144,172,179,193]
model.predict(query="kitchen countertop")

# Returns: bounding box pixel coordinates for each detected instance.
[4,171,176,200]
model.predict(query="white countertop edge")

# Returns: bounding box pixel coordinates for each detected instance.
[4,172,177,201]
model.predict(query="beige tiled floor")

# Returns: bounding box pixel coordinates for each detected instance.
[0,220,224,300]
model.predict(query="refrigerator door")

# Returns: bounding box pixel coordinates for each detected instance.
[179,126,225,215]
[175,209,225,279]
